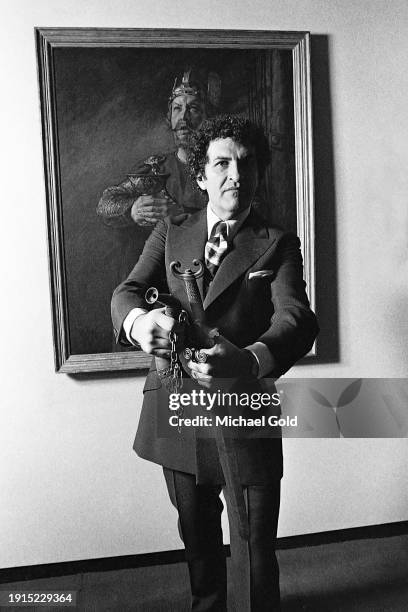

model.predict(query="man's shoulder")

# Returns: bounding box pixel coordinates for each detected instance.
[250,210,295,240]
[269,225,297,244]
[158,208,205,237]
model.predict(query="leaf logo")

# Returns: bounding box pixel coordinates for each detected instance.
[337,379,362,407]
[309,388,332,408]
[308,379,363,436]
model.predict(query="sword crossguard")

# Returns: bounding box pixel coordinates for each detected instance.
[170,259,204,280]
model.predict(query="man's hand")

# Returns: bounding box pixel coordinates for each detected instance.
[187,335,254,388]
[130,194,172,227]
[130,308,182,357]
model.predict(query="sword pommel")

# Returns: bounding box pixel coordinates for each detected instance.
[170,259,204,280]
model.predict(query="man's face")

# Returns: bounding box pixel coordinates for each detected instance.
[170,94,205,147]
[196,137,258,220]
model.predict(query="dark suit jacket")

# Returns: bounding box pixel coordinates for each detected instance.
[111,207,318,484]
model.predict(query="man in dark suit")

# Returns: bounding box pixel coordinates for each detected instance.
[112,115,318,611]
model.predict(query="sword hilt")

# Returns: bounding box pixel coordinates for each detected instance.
[170,259,204,280]
[170,260,205,323]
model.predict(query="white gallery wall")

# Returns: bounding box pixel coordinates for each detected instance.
[0,0,407,568]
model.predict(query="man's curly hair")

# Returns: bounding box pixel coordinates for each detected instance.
[188,114,271,183]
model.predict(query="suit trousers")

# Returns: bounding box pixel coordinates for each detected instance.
[163,468,281,612]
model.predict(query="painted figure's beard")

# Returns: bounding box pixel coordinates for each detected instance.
[172,123,194,149]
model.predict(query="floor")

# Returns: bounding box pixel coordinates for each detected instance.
[1,534,408,611]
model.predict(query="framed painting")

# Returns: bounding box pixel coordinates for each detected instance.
[36,28,315,373]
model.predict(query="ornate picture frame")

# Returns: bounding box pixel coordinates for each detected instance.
[36,28,315,373]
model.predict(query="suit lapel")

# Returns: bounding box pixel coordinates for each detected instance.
[203,210,275,310]
[167,208,278,312]
[167,209,207,302]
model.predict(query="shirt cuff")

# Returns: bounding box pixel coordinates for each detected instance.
[123,308,148,345]
[245,342,274,378]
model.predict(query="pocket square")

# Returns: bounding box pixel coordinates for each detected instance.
[248,269,275,280]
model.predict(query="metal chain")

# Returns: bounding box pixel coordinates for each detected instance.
[169,330,182,395]
[167,310,189,432]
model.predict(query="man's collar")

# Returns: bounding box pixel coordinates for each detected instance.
[206,204,251,240]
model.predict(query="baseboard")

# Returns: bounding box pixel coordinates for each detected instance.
[276,520,408,549]
[1,520,407,584]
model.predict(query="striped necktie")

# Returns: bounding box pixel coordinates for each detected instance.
[205,221,229,277]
